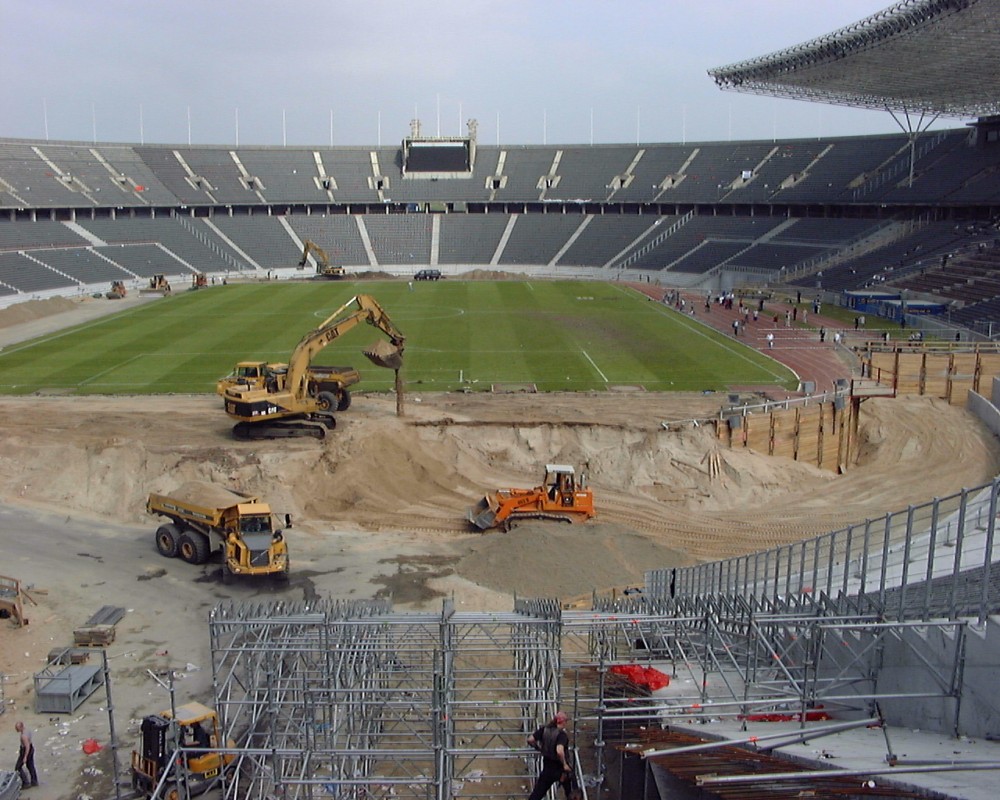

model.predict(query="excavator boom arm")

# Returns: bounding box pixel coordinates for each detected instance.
[286,295,404,396]
[299,239,330,268]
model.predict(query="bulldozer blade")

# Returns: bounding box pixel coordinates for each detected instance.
[364,339,403,370]
[467,497,498,530]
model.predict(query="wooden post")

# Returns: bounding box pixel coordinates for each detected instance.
[395,369,405,417]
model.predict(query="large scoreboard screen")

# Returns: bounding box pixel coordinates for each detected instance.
[402,138,473,176]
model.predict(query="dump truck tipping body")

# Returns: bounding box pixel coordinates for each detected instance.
[146,481,288,581]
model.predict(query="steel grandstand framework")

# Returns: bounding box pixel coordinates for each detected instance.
[709,0,1000,119]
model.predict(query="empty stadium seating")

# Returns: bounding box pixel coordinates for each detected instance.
[1,128,999,325]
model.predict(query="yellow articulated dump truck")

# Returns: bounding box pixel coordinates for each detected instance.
[146,482,289,584]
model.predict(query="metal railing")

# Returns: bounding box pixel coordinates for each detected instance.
[649,477,1000,624]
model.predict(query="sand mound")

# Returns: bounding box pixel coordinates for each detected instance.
[0,295,81,328]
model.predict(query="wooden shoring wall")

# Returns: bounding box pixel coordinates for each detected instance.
[864,343,1000,404]
[717,399,852,473]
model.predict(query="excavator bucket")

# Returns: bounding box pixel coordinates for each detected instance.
[363,339,403,370]
[467,495,499,531]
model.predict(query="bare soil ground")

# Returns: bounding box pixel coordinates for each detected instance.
[2,295,999,799]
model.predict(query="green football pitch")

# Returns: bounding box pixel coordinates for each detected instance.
[0,280,797,395]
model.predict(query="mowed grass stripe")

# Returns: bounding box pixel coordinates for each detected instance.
[0,281,797,395]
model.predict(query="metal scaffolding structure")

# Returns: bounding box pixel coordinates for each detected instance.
[128,582,995,799]
[567,594,980,799]
[203,596,565,800]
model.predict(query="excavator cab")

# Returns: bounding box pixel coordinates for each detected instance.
[546,466,578,503]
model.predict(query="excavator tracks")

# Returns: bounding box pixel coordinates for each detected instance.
[503,512,587,531]
[232,420,330,440]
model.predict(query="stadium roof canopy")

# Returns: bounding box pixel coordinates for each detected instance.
[709,0,1000,120]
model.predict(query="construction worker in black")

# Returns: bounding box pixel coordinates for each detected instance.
[527,710,574,800]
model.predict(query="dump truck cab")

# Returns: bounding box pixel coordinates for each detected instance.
[215,361,284,395]
[131,701,234,799]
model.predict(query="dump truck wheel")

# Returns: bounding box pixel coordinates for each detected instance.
[221,562,234,585]
[190,531,211,563]
[337,389,352,411]
[316,391,337,412]
[155,524,180,557]
[178,532,210,565]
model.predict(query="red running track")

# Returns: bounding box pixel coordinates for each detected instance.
[628,284,856,398]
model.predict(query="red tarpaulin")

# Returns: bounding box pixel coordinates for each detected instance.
[609,664,671,690]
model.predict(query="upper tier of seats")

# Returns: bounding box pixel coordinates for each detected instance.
[3,128,998,210]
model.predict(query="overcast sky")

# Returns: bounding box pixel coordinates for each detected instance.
[0,0,965,147]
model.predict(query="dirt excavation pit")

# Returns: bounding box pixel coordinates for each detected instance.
[0,390,997,597]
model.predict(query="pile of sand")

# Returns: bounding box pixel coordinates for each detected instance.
[0,295,82,328]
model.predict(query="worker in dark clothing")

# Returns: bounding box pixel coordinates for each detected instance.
[15,721,38,788]
[527,711,575,800]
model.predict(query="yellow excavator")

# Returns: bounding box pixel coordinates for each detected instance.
[221,294,404,440]
[299,239,345,279]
